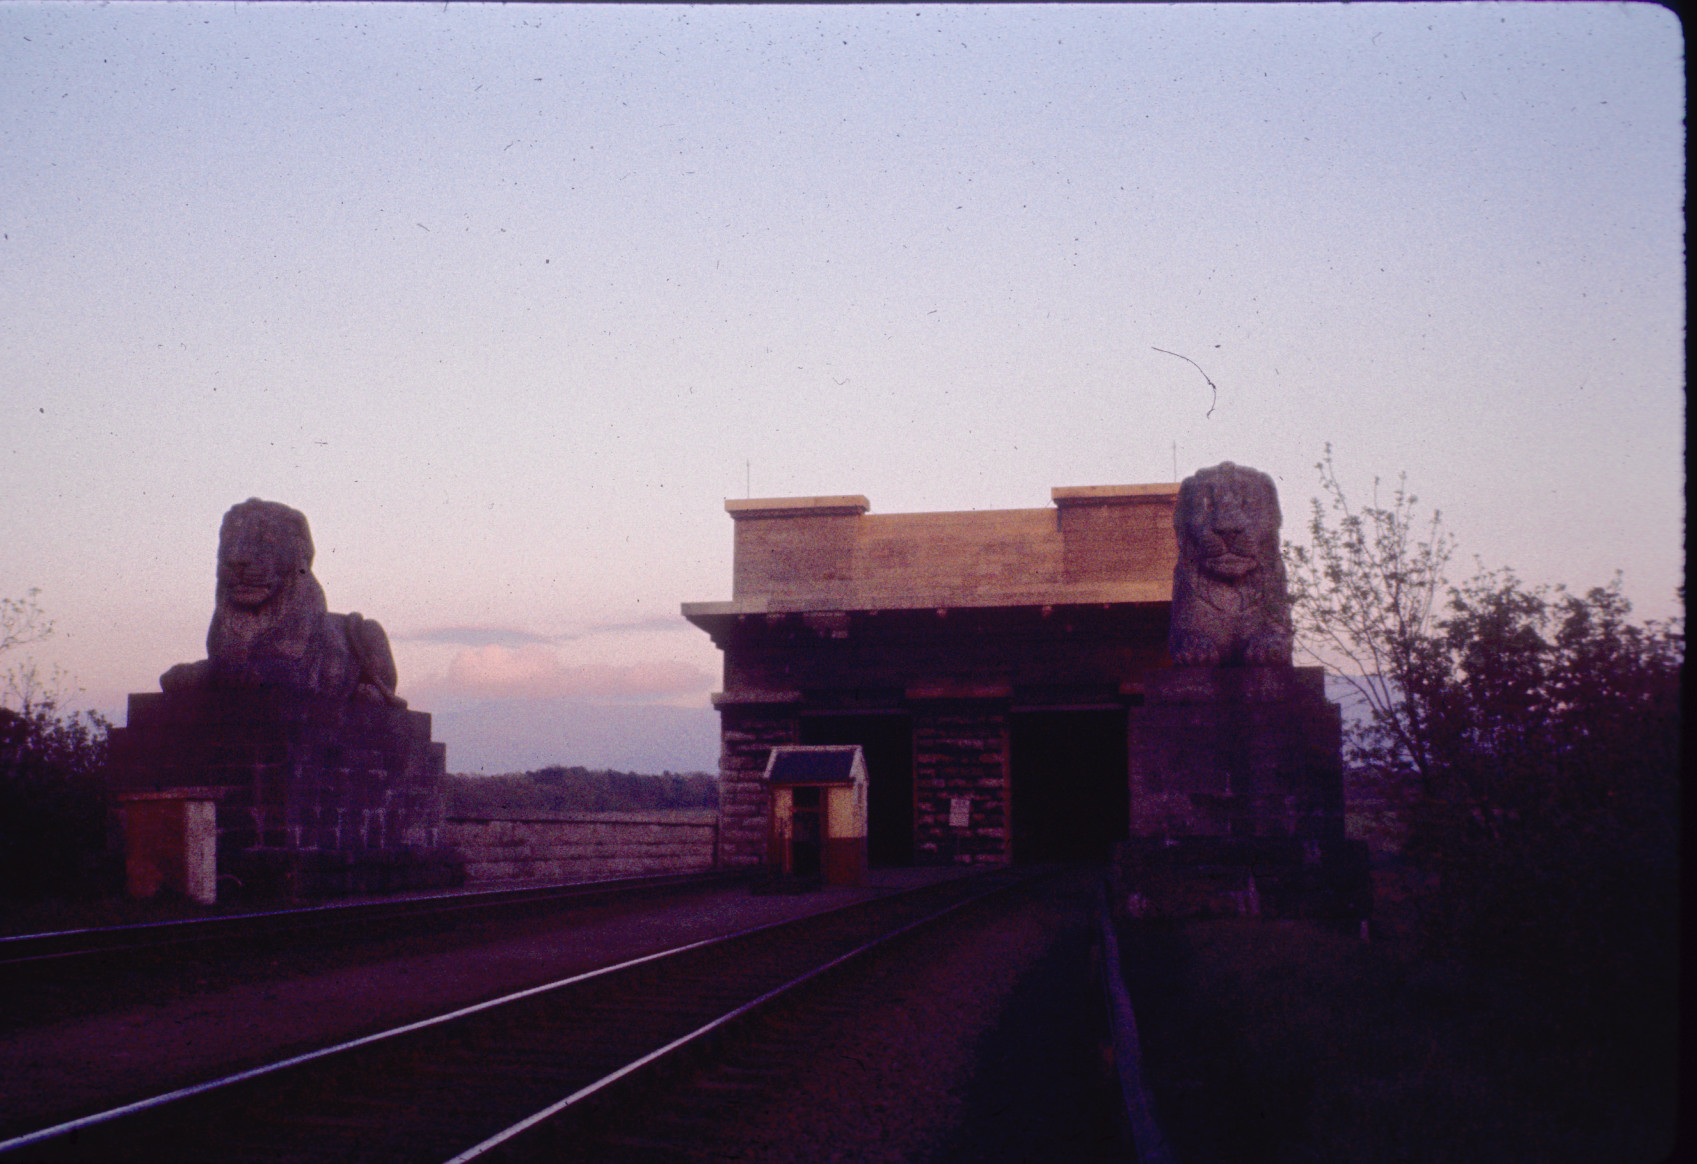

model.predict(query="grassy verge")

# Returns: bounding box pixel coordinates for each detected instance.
[1117,898,1678,1162]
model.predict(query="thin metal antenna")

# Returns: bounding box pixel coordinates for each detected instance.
[1172,441,1178,481]
[746,460,751,499]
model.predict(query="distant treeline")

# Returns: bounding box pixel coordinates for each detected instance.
[445,766,717,816]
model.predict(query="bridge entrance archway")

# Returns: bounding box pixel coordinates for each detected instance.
[1011,710,1128,862]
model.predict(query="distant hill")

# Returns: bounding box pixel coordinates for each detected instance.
[430,697,719,775]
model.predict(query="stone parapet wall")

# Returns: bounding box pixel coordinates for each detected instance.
[444,810,718,883]
[913,704,1010,864]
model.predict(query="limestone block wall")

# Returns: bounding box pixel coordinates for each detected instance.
[444,810,718,883]
[913,704,1010,864]
[715,486,1180,614]
[714,703,800,867]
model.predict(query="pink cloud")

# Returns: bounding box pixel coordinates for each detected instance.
[432,644,711,702]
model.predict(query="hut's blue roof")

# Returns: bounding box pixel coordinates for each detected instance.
[766,746,861,784]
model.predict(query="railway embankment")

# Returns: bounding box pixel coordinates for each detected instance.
[0,869,971,1148]
[1,865,1133,1164]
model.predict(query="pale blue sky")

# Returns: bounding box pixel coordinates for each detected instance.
[1,3,1684,770]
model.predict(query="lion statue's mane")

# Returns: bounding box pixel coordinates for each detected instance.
[1168,462,1294,667]
[160,498,406,706]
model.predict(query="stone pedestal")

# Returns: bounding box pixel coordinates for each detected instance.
[108,690,461,899]
[1118,666,1369,919]
[1128,666,1343,840]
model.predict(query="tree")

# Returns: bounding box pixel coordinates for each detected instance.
[0,702,113,899]
[2,587,87,715]
[1407,574,1681,981]
[1286,453,1682,995]
[0,593,115,900]
[1283,445,1454,789]
[1,588,54,657]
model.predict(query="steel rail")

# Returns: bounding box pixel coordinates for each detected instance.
[0,931,727,1156]
[0,870,743,969]
[0,868,1023,1160]
[442,869,1031,1163]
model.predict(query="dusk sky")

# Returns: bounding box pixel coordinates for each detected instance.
[2,3,1684,773]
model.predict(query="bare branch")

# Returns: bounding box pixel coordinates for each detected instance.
[1,589,53,658]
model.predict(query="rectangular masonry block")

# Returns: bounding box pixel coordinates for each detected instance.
[120,793,219,904]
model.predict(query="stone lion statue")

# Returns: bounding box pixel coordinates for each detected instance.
[160,499,407,706]
[1168,462,1294,667]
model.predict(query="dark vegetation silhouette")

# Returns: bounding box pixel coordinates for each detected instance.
[1,592,117,901]
[1285,446,1681,992]
[1126,450,1680,1163]
[445,766,717,816]
[0,704,114,901]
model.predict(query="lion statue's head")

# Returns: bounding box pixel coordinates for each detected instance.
[1168,462,1293,667]
[213,498,321,614]
[160,499,404,706]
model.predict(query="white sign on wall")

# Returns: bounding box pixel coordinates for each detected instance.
[949,797,971,829]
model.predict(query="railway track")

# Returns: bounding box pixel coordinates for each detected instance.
[0,866,1036,1163]
[557,865,1124,1164]
[0,871,743,972]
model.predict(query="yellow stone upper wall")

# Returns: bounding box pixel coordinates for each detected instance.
[685,484,1181,617]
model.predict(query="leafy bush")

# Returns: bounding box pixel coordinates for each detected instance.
[0,702,116,900]
[1286,450,1681,997]
[1,590,119,901]
[1402,575,1681,987]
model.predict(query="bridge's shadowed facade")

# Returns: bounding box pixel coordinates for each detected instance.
[684,486,1179,868]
